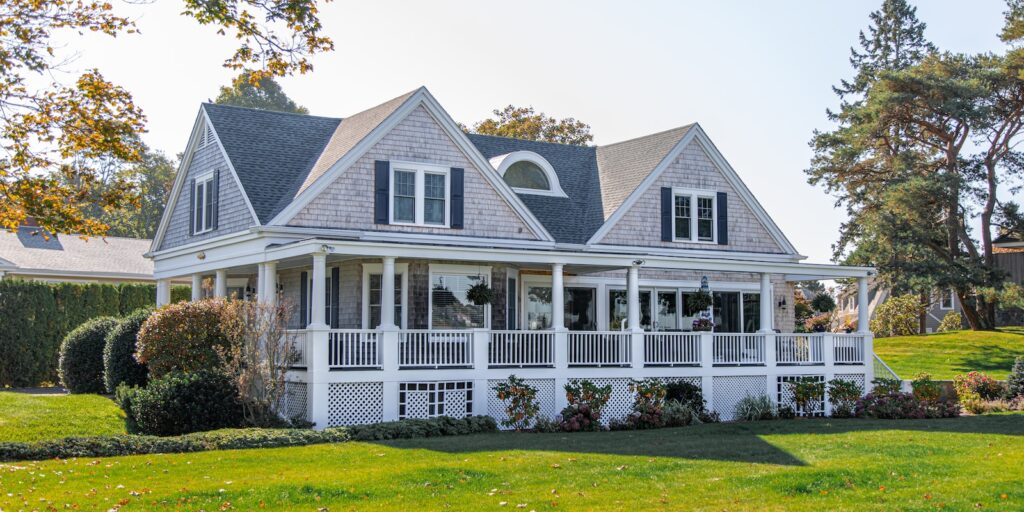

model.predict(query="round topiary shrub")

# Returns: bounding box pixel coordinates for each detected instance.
[136,299,232,379]
[103,308,152,393]
[58,316,120,393]
[118,370,244,436]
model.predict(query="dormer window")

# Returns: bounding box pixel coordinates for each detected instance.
[490,151,567,197]
[672,188,716,243]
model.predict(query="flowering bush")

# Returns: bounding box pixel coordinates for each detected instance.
[494,375,541,431]
[624,379,667,429]
[804,312,832,333]
[936,311,962,332]
[870,294,926,337]
[953,371,1005,402]
[911,373,942,403]
[827,378,862,418]
[855,392,959,419]
[788,377,825,417]
[560,380,611,432]
[871,377,902,395]
[136,299,232,379]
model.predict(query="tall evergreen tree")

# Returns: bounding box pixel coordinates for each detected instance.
[215,71,309,114]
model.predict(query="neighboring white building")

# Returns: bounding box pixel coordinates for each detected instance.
[148,87,876,426]
[0,225,159,284]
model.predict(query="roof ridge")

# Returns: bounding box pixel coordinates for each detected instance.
[14,226,149,243]
[598,123,695,149]
[202,102,342,122]
[466,132,596,150]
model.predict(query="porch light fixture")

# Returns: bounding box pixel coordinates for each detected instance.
[632,259,645,266]
[196,251,206,260]
[777,296,787,310]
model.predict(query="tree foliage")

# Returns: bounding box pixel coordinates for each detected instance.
[807,0,1024,330]
[871,293,926,337]
[1,0,332,237]
[215,71,309,114]
[469,105,593,146]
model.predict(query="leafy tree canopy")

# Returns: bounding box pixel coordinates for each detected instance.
[0,0,333,237]
[468,105,593,146]
[215,72,309,114]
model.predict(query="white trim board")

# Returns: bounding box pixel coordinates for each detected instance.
[268,87,555,243]
[586,124,799,255]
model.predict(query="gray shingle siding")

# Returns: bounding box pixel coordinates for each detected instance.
[289,106,541,240]
[158,141,256,251]
[597,140,786,253]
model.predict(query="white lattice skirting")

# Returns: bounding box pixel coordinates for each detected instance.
[283,381,308,421]
[835,373,867,393]
[776,375,825,417]
[487,378,557,430]
[327,382,384,427]
[713,375,768,421]
[399,381,474,419]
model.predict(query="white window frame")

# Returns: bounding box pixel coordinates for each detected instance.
[671,187,717,244]
[489,151,568,197]
[361,263,409,329]
[389,161,451,228]
[939,288,955,310]
[428,263,491,330]
[193,172,215,235]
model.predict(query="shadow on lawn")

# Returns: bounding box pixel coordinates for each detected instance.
[377,414,1023,467]
[959,345,1023,376]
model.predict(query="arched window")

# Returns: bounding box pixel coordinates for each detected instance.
[489,151,567,197]
[503,161,550,190]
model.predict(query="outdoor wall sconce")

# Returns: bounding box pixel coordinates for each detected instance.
[777,296,788,310]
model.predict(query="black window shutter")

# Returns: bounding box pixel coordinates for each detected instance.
[212,170,221,230]
[660,187,673,242]
[188,178,196,236]
[450,167,464,229]
[299,271,309,328]
[374,160,390,224]
[330,266,340,328]
[717,192,728,245]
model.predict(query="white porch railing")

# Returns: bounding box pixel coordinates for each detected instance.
[644,332,701,366]
[775,334,825,365]
[489,330,554,367]
[328,330,380,369]
[399,330,474,368]
[712,333,766,365]
[568,331,632,367]
[833,334,867,364]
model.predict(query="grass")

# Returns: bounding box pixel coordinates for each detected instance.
[0,391,126,443]
[873,327,1024,380]
[1,415,1022,511]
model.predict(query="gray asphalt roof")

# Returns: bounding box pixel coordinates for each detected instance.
[0,227,155,277]
[202,92,694,243]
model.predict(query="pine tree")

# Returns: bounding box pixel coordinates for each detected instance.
[1009,356,1024,399]
[215,72,309,114]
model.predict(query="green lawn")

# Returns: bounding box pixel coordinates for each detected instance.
[0,391,126,443]
[1,415,1022,511]
[873,327,1024,380]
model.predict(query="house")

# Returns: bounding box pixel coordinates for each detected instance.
[834,279,962,333]
[0,223,160,284]
[147,87,875,426]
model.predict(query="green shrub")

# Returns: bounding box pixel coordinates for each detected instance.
[733,394,776,421]
[1008,356,1024,399]
[58,317,120,393]
[624,378,667,429]
[664,380,718,422]
[103,308,152,393]
[788,377,826,417]
[136,299,232,378]
[827,378,862,418]
[855,392,960,419]
[936,311,962,332]
[810,293,836,313]
[0,281,191,387]
[871,377,902,395]
[493,375,540,431]
[953,371,1005,402]
[870,294,926,337]
[662,400,704,427]
[0,416,494,462]
[911,373,942,403]
[560,380,612,432]
[118,371,244,436]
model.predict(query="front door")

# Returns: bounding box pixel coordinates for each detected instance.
[653,289,679,331]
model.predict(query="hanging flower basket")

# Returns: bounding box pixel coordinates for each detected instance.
[466,281,494,306]
[686,289,713,312]
[691,318,713,332]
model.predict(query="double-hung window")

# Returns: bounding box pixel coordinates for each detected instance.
[390,162,449,227]
[193,174,215,234]
[940,288,954,309]
[672,189,716,243]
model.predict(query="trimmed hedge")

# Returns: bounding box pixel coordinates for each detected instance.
[103,308,152,393]
[136,299,232,378]
[0,281,190,387]
[0,416,498,462]
[117,371,244,436]
[58,317,120,393]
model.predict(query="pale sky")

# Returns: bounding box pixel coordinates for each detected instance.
[52,0,1008,262]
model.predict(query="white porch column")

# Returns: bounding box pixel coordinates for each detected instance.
[191,274,203,301]
[627,265,641,332]
[380,256,397,329]
[857,276,870,333]
[214,269,228,298]
[156,279,171,306]
[310,251,327,328]
[551,263,565,330]
[265,261,278,305]
[759,273,773,333]
[256,263,267,302]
